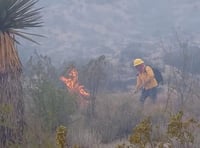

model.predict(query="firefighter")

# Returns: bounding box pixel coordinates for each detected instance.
[133,58,158,104]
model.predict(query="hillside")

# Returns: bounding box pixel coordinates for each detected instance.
[18,0,200,64]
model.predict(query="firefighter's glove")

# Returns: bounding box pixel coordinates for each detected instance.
[133,89,139,94]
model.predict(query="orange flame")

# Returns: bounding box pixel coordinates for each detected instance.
[60,68,90,108]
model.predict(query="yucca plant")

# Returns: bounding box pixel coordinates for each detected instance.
[0,0,42,147]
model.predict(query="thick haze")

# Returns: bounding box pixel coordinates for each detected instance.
[19,0,200,64]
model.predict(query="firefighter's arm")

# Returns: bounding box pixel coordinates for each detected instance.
[134,76,142,93]
[143,66,154,85]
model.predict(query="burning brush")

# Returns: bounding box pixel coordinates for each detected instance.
[60,68,90,108]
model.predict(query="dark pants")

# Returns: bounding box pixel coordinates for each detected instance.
[140,87,157,104]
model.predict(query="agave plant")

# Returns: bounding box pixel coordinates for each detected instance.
[0,0,42,147]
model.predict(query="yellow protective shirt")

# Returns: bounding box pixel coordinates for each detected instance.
[136,66,158,90]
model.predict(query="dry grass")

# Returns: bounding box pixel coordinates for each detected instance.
[94,90,200,147]
[23,88,200,148]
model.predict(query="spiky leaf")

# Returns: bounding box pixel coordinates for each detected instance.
[0,0,43,42]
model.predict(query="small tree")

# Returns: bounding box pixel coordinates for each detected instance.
[24,54,76,130]
[82,55,108,118]
[162,32,200,109]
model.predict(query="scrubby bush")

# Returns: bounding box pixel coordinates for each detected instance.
[117,111,200,148]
